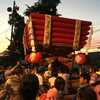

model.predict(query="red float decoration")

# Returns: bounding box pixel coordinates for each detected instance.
[25,55,30,63]
[25,52,42,64]
[29,52,42,64]
[30,13,91,48]
[23,12,92,55]
[75,53,86,64]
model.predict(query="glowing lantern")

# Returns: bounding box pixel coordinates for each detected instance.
[75,53,86,64]
[29,52,42,64]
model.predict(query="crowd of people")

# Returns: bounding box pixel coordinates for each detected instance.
[0,59,100,100]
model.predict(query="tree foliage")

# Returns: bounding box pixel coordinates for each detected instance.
[24,0,61,16]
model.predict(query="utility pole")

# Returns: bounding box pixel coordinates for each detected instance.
[7,0,19,47]
[11,1,15,44]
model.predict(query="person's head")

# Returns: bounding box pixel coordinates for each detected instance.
[76,86,97,100]
[37,66,46,75]
[54,76,65,91]
[80,73,90,85]
[5,75,20,94]
[14,64,24,76]
[20,74,39,100]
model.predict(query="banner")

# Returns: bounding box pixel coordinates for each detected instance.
[73,20,81,50]
[43,15,51,45]
[23,16,36,55]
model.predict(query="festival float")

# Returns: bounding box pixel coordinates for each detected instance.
[23,8,91,64]
[0,0,92,66]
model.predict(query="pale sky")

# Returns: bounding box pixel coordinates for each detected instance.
[0,0,100,52]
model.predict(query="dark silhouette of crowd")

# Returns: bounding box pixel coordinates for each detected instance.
[0,59,100,100]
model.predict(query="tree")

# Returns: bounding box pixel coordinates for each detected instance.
[24,0,61,16]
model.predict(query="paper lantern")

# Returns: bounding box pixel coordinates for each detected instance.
[75,53,86,64]
[29,52,42,64]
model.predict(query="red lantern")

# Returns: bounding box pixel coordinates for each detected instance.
[75,53,86,64]
[29,52,42,64]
